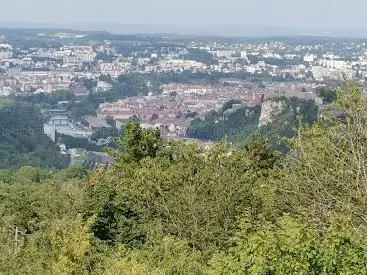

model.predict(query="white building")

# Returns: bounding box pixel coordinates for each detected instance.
[320,59,347,70]
[75,52,96,63]
[96,81,113,93]
[304,54,316,63]
[0,51,12,59]
[312,66,330,81]
[216,50,234,58]
[312,65,352,81]
[0,43,12,60]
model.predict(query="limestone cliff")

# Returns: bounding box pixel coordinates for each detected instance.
[258,100,284,128]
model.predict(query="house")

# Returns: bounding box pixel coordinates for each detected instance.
[96,81,113,93]
[85,151,115,168]
[72,84,89,97]
[81,115,111,130]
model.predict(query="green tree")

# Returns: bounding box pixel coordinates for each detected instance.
[16,166,43,183]
[89,138,277,253]
[242,133,280,170]
[113,119,161,163]
[0,99,68,170]
[53,165,88,181]
[0,170,17,184]
[105,116,116,128]
[316,87,337,104]
[209,215,367,274]
[280,82,367,226]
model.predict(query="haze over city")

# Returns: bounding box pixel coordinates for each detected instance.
[1,0,367,36]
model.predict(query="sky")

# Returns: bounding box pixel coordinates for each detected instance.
[0,0,366,34]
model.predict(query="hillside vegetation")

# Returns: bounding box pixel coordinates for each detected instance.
[0,82,366,274]
[0,99,68,170]
[187,97,319,150]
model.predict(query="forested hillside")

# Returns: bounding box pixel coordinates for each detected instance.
[187,97,319,149]
[187,103,261,142]
[0,99,68,170]
[0,82,366,274]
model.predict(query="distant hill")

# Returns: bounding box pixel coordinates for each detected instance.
[2,23,367,38]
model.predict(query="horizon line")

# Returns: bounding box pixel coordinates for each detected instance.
[2,22,367,38]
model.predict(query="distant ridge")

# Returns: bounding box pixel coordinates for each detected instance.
[1,22,367,38]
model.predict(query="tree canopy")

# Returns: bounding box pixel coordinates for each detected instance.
[0,82,366,274]
[0,99,68,170]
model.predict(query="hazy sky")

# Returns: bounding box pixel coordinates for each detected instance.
[0,0,366,30]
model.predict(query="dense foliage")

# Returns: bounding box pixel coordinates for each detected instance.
[0,99,68,170]
[316,86,338,104]
[0,82,366,274]
[187,97,319,150]
[187,105,261,142]
[184,49,217,65]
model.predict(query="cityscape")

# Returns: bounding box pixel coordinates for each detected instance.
[1,0,367,269]
[1,29,365,164]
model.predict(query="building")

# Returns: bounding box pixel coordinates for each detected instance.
[320,59,347,70]
[216,50,234,58]
[0,44,13,59]
[0,50,12,59]
[81,115,111,130]
[96,81,113,93]
[71,84,89,97]
[304,54,316,63]
[86,151,115,166]
[240,51,247,59]
[44,115,92,140]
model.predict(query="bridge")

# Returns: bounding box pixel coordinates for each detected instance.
[89,136,115,146]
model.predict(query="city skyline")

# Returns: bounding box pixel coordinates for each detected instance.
[1,0,367,36]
